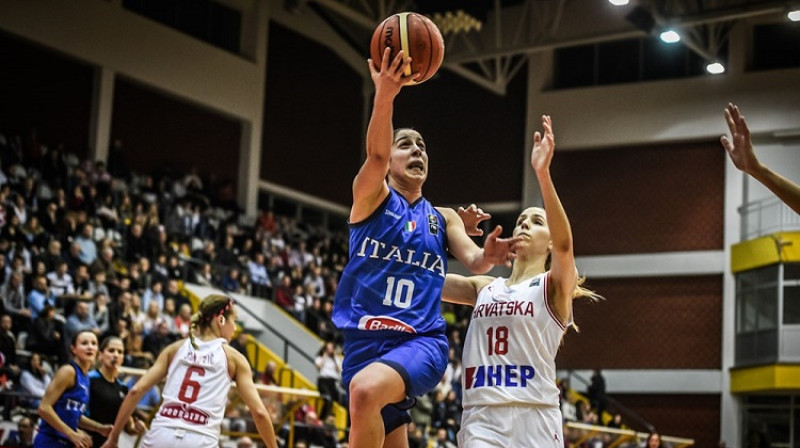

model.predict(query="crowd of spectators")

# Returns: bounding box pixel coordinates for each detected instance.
[0,128,636,448]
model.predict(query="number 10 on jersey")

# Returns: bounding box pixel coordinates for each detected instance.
[383,276,414,309]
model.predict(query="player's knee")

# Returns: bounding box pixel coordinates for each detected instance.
[349,377,389,412]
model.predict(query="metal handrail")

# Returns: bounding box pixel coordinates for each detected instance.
[565,370,656,433]
[739,196,800,241]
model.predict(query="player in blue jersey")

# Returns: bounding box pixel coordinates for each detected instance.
[35,329,111,448]
[335,48,520,448]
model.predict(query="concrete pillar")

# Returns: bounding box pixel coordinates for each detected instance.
[88,65,115,163]
[522,50,554,208]
[237,0,270,216]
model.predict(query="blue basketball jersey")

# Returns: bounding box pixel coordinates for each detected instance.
[36,361,90,443]
[334,188,448,335]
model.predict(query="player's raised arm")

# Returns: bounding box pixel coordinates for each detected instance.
[721,103,800,214]
[351,48,414,223]
[531,115,577,324]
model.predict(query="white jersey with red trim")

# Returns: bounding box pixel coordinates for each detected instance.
[150,337,231,438]
[461,272,569,408]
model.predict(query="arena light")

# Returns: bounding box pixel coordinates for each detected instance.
[706,62,725,74]
[608,0,629,5]
[659,30,681,43]
[788,10,800,21]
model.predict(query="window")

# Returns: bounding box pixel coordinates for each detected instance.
[753,23,800,71]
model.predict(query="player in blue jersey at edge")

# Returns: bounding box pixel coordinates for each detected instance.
[334,47,520,448]
[34,329,111,448]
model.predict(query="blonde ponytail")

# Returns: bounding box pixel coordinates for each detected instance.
[189,311,203,349]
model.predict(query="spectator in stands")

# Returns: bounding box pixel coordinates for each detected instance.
[93,292,111,336]
[27,305,67,364]
[5,415,36,447]
[73,265,91,296]
[142,320,173,358]
[0,315,20,379]
[236,436,254,448]
[273,275,294,313]
[607,413,623,428]
[75,223,98,265]
[221,267,241,293]
[2,271,31,329]
[64,241,84,276]
[315,341,342,420]
[124,223,147,263]
[20,352,52,408]
[136,257,156,292]
[141,280,164,313]
[91,246,117,286]
[646,432,663,448]
[588,368,608,419]
[407,422,426,448]
[37,240,64,274]
[22,216,48,251]
[141,301,163,336]
[303,265,325,299]
[65,301,101,346]
[174,304,192,338]
[165,254,184,281]
[163,279,190,310]
[46,259,75,299]
[217,234,239,266]
[2,214,25,246]
[40,201,62,237]
[410,392,432,434]
[162,298,178,333]
[248,252,271,299]
[229,332,250,359]
[191,262,214,286]
[128,293,146,329]
[432,427,457,448]
[305,299,323,335]
[261,360,278,386]
[88,270,111,301]
[27,275,55,319]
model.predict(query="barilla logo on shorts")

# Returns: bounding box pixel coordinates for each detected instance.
[160,402,210,425]
[358,315,417,333]
[464,364,535,390]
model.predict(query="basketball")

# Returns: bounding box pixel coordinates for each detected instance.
[370,12,445,85]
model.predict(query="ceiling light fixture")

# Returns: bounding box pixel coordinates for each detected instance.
[706,62,725,74]
[788,10,800,21]
[659,30,681,43]
[608,0,630,5]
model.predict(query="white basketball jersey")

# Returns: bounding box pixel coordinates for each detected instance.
[151,338,231,438]
[461,273,569,408]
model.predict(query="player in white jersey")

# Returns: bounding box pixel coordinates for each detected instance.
[101,295,278,448]
[444,115,600,447]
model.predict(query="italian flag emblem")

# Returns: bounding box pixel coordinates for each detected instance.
[404,221,416,232]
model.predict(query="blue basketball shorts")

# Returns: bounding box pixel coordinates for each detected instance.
[341,331,449,398]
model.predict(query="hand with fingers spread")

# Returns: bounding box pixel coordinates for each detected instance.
[721,103,760,175]
[482,225,521,268]
[531,115,555,175]
[458,204,492,236]
[720,103,800,215]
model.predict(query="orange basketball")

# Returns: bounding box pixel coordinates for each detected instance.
[370,12,445,85]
